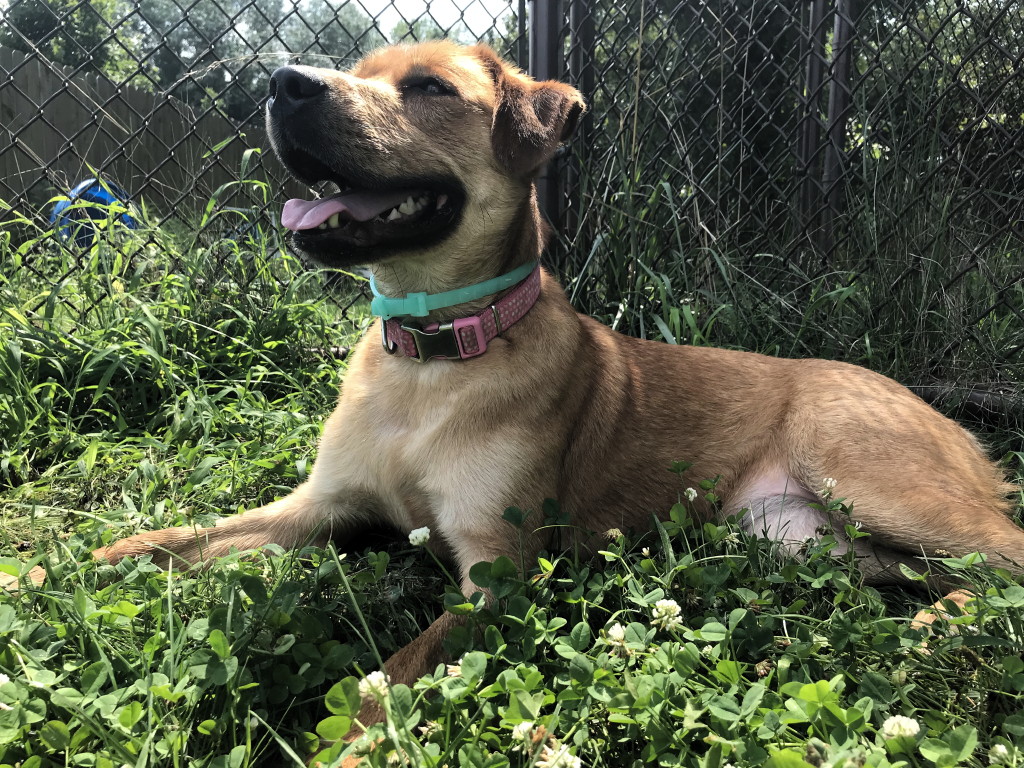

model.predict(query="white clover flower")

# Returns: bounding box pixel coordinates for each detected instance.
[606,528,623,539]
[641,547,650,557]
[651,599,683,631]
[0,674,9,685]
[446,656,463,678]
[605,622,629,655]
[512,720,535,743]
[418,720,441,738]
[408,526,430,546]
[684,487,698,502]
[0,703,10,712]
[989,744,1010,765]
[880,715,920,740]
[606,622,627,646]
[358,670,390,701]
[823,478,837,490]
[536,743,582,768]
[723,532,740,545]
[701,644,715,657]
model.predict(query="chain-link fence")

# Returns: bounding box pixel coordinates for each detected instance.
[549,1,1023,287]
[2,0,1022,420]
[541,0,1022,424]
[1,0,525,317]
[0,0,524,223]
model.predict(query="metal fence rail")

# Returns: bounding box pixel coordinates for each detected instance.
[1,0,1022,411]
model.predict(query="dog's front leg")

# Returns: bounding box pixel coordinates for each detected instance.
[93,391,392,572]
[347,609,467,738]
[0,484,368,590]
[92,484,371,570]
[349,506,551,740]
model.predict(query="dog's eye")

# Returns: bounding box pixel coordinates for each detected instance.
[404,77,453,96]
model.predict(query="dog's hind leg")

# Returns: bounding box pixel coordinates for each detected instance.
[740,492,1022,636]
[738,493,948,587]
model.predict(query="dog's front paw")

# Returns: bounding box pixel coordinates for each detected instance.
[92,525,208,569]
[0,564,47,592]
[910,589,975,648]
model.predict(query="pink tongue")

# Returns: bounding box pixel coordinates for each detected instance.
[281,189,414,231]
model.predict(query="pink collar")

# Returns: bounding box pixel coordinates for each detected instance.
[381,265,541,362]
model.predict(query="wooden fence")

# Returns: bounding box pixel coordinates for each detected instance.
[0,46,290,225]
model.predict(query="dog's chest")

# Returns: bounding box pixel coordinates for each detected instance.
[326,362,526,550]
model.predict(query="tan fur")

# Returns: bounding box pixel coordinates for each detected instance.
[9,41,1022,739]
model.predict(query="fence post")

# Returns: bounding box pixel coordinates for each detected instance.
[517,0,529,66]
[565,0,595,238]
[529,0,564,228]
[799,0,828,257]
[821,0,856,260]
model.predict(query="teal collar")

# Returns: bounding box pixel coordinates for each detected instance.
[369,261,538,320]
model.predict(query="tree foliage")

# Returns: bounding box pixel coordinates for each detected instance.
[127,0,386,124]
[2,0,386,123]
[1,0,133,75]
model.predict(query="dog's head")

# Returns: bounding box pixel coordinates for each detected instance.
[267,42,584,282]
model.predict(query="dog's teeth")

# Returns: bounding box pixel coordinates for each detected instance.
[436,194,448,210]
[413,195,428,212]
[398,196,416,215]
[318,222,328,230]
[327,213,341,228]
[387,208,402,221]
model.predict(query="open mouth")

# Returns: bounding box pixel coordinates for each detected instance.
[278,148,465,266]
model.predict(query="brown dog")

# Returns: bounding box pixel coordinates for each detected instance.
[22,41,1024,731]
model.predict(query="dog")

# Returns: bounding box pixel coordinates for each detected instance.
[14,41,1023,736]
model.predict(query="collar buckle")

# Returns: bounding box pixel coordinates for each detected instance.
[401,321,461,362]
[388,314,490,362]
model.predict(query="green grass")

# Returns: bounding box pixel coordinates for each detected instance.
[0,196,1022,768]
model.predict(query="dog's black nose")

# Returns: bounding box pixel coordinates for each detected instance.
[269,66,326,117]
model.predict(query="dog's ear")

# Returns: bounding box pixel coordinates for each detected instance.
[472,45,586,178]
